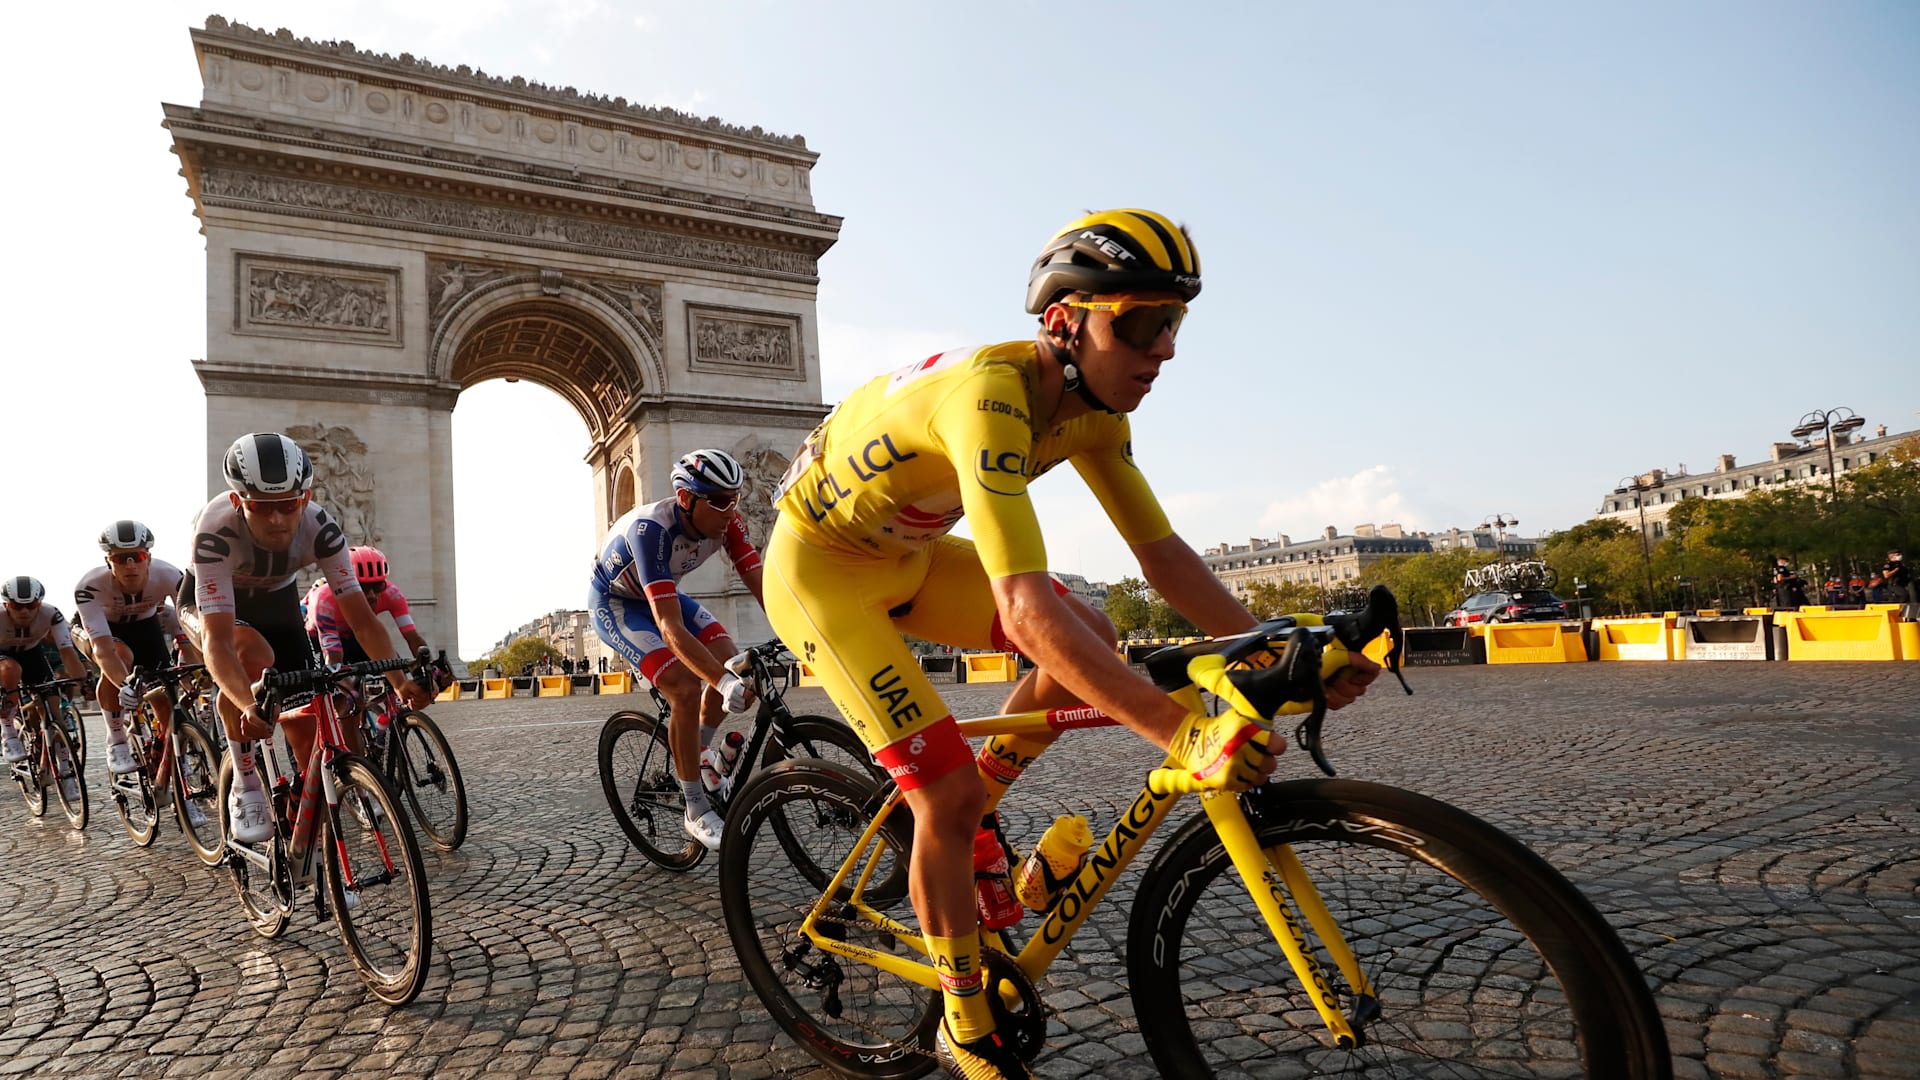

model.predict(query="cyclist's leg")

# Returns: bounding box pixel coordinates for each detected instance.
[334,635,374,756]
[592,587,698,778]
[0,653,29,759]
[897,537,1113,716]
[765,526,1018,1065]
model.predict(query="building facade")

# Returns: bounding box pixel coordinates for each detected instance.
[1594,425,1914,541]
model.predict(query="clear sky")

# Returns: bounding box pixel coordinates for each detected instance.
[9,1,1916,657]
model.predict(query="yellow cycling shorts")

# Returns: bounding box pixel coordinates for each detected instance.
[765,519,1042,787]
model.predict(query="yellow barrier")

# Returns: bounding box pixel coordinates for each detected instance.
[435,683,461,702]
[1743,608,1774,616]
[1591,616,1675,662]
[597,672,633,694]
[796,662,824,688]
[963,652,1019,683]
[1773,610,1901,662]
[1900,621,1920,661]
[1483,622,1587,664]
[537,675,571,697]
[482,678,513,700]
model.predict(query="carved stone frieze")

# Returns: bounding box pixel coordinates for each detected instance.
[201,168,818,281]
[734,445,792,554]
[287,421,381,547]
[428,259,513,324]
[587,277,664,339]
[235,254,400,345]
[687,305,802,380]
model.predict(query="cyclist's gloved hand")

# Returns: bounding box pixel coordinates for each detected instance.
[717,672,756,714]
[1166,710,1275,793]
[117,682,143,713]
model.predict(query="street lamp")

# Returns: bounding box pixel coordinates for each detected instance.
[1614,475,1658,613]
[1483,513,1519,548]
[1788,407,1867,500]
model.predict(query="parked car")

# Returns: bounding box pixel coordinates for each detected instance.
[1443,589,1568,626]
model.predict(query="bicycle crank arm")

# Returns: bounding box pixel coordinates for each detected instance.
[224,843,273,872]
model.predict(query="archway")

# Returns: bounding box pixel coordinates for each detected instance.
[165,17,842,658]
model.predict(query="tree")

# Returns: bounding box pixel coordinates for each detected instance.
[1242,580,1325,620]
[1147,597,1199,638]
[469,636,562,677]
[1541,519,1647,614]
[1104,577,1152,638]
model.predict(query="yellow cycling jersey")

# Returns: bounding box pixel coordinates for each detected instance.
[773,340,1173,578]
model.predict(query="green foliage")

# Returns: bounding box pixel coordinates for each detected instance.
[1147,597,1199,638]
[1358,548,1499,626]
[1104,576,1152,637]
[469,636,562,676]
[1241,579,1326,620]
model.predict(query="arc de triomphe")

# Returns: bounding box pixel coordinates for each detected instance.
[163,17,840,660]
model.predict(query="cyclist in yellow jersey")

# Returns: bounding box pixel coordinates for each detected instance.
[765,208,1381,1079]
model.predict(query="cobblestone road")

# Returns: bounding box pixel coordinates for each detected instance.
[2,662,1916,1078]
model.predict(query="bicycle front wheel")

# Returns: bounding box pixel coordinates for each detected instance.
[173,718,225,865]
[214,758,292,939]
[61,698,88,770]
[1127,779,1671,1079]
[389,709,468,851]
[326,755,433,1006]
[112,747,161,847]
[598,709,703,871]
[720,760,933,1079]
[45,722,88,830]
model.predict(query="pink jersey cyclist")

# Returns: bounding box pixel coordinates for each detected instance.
[305,578,416,665]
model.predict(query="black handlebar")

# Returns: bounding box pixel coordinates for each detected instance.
[258,657,411,694]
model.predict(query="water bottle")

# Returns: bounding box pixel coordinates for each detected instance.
[716,731,744,775]
[972,818,1023,931]
[1014,815,1094,912]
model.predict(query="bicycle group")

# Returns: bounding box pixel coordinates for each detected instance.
[6,206,1672,1077]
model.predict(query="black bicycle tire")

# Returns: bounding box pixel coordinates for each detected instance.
[215,757,292,939]
[325,755,433,1006]
[1126,778,1671,1079]
[761,713,884,780]
[113,728,161,848]
[389,709,469,851]
[720,760,936,1079]
[173,717,225,865]
[45,721,88,830]
[17,730,46,817]
[61,698,87,770]
[598,709,704,871]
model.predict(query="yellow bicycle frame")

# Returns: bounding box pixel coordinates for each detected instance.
[791,678,1380,1049]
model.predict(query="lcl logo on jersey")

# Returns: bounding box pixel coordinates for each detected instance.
[975,449,1028,497]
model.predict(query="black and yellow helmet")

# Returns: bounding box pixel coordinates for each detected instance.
[1024,208,1201,314]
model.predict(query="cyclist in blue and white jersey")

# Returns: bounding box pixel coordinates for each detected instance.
[588,449,766,849]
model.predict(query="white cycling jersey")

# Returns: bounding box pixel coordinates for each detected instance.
[0,603,75,654]
[188,495,360,616]
[73,560,186,640]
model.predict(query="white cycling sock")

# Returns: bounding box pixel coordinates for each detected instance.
[699,722,719,750]
[682,780,711,818]
[229,741,261,791]
[105,711,128,740]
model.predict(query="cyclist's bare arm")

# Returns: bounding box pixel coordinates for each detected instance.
[336,590,429,707]
[200,610,262,732]
[93,638,134,688]
[400,626,431,658]
[739,563,766,611]
[646,592,730,687]
[58,645,85,682]
[991,572,1194,750]
[1133,532,1260,638]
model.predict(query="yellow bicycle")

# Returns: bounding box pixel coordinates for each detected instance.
[719,587,1671,1078]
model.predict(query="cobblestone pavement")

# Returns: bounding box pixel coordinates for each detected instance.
[2,662,1916,1078]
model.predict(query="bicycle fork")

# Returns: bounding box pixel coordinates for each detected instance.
[1201,793,1380,1049]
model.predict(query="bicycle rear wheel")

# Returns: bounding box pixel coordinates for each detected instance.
[215,758,292,939]
[1126,779,1671,1079]
[45,722,88,830]
[388,709,468,851]
[173,718,225,865]
[326,755,432,1006]
[112,741,160,847]
[15,732,46,817]
[720,760,933,1079]
[598,709,703,871]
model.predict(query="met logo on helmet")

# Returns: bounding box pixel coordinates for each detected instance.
[1079,230,1135,263]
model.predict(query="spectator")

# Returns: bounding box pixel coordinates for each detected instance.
[1771,561,1809,609]
[1883,549,1911,603]
[1868,576,1888,603]
[1822,579,1846,605]
[598,655,608,674]
[1847,579,1868,606]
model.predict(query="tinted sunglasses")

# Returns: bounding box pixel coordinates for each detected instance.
[108,551,152,566]
[4,600,39,611]
[1066,298,1187,350]
[702,493,738,512]
[242,493,310,517]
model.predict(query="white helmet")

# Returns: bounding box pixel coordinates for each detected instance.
[224,433,315,498]
[100,520,157,552]
[670,449,745,498]
[2,576,46,605]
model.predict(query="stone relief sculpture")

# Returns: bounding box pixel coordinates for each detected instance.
[735,445,792,552]
[288,421,381,547]
[246,267,392,332]
[203,170,818,279]
[430,260,511,322]
[693,315,795,370]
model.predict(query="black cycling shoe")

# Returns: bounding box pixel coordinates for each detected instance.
[935,1016,1034,1080]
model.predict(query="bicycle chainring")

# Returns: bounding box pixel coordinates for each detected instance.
[980,947,1047,1063]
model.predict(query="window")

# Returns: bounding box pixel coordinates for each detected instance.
[1652,521,1665,537]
